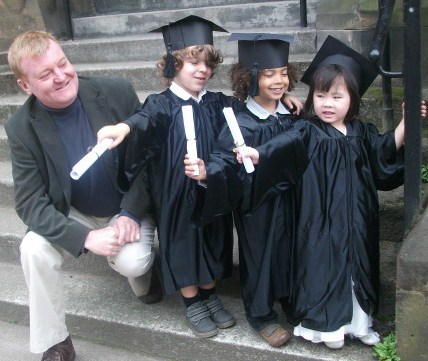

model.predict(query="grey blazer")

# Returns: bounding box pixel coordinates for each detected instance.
[6,76,150,257]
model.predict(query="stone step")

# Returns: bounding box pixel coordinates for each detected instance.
[0,261,375,361]
[58,27,317,64]
[0,161,14,207]
[71,0,283,18]
[0,126,9,161]
[72,1,316,39]
[0,54,315,98]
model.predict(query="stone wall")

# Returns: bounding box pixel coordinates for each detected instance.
[0,0,45,63]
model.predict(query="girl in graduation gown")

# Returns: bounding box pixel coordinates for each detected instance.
[184,33,304,347]
[239,36,426,349]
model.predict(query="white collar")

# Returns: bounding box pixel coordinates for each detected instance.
[170,81,207,103]
[246,96,290,119]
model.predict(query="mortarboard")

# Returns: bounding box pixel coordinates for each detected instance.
[301,35,378,96]
[150,15,228,78]
[227,33,293,97]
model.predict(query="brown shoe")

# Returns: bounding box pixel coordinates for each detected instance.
[138,264,163,304]
[41,336,76,361]
[259,323,291,347]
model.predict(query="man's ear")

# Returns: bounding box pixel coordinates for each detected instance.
[17,78,32,95]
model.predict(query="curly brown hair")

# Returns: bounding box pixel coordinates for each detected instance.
[229,63,298,102]
[157,44,223,86]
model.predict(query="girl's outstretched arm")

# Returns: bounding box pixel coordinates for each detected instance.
[97,123,131,149]
[395,100,427,150]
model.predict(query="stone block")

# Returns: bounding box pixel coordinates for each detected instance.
[396,206,428,360]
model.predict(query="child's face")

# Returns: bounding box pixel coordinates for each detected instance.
[255,67,289,105]
[174,49,212,98]
[313,77,350,130]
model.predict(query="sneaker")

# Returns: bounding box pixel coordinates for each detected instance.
[185,301,218,338]
[358,330,381,345]
[203,294,236,329]
[324,340,345,349]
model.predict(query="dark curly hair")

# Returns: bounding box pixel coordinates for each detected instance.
[157,44,223,86]
[228,63,298,102]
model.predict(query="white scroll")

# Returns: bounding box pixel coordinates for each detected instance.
[222,107,255,173]
[70,138,113,180]
[182,105,199,176]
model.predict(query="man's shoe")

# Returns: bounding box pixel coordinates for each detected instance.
[41,336,76,361]
[138,266,163,305]
[203,294,236,329]
[259,323,291,347]
[185,301,218,338]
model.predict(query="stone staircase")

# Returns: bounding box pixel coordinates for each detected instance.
[0,1,406,360]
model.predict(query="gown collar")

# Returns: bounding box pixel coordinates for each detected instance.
[246,96,290,119]
[170,81,207,103]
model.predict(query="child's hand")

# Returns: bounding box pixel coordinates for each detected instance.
[236,146,260,165]
[421,100,427,118]
[401,100,427,118]
[282,94,303,115]
[97,123,131,149]
[184,154,207,180]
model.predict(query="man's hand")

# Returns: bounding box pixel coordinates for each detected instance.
[115,216,141,244]
[84,227,121,257]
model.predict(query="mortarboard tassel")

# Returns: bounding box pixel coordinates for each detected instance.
[164,43,175,78]
[248,63,259,97]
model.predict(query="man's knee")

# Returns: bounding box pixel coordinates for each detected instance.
[108,243,154,278]
[20,232,64,270]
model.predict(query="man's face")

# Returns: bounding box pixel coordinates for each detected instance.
[17,40,78,109]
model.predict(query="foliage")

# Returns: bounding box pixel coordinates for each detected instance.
[422,164,428,183]
[372,333,401,361]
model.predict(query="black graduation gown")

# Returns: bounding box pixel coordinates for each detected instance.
[125,89,234,294]
[254,117,404,332]
[203,105,301,320]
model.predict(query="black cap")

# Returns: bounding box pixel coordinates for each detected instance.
[301,35,378,96]
[228,32,293,69]
[150,15,228,51]
[150,15,228,78]
[227,33,293,97]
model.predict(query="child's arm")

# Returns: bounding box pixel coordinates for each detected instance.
[97,123,131,149]
[282,94,304,115]
[395,100,427,150]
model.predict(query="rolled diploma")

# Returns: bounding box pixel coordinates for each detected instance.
[182,105,199,176]
[222,107,255,173]
[70,138,113,180]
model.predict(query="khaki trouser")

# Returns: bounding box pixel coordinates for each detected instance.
[20,207,156,353]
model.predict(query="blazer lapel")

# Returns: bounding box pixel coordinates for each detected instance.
[30,105,71,203]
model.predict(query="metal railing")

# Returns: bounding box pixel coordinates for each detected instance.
[369,0,422,231]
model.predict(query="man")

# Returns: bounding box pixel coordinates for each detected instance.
[5,31,162,361]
